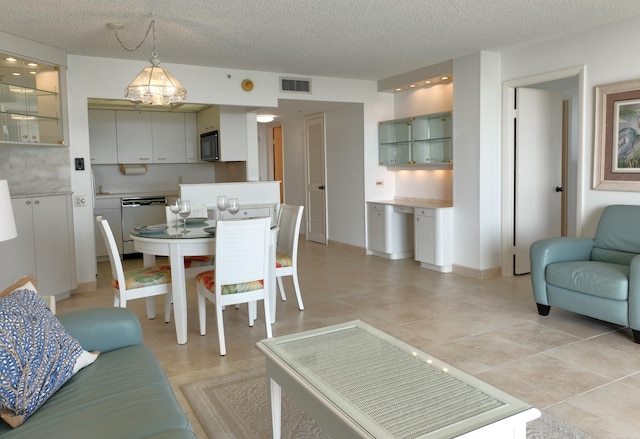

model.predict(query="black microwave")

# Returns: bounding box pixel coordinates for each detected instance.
[200,130,219,161]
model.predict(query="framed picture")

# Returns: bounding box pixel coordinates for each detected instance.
[593,78,640,191]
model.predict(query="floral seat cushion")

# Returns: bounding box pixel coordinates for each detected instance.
[184,255,215,268]
[195,271,263,295]
[112,265,172,290]
[275,252,292,268]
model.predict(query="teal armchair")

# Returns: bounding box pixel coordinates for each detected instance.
[530,205,640,343]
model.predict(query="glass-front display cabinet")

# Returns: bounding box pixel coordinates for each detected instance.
[378,112,452,168]
[411,113,452,165]
[0,53,63,145]
[378,118,412,165]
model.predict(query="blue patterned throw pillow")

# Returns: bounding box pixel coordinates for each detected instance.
[0,278,97,428]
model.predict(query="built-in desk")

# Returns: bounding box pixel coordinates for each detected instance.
[367,198,453,272]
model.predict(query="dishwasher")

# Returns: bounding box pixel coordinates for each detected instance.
[121,196,167,255]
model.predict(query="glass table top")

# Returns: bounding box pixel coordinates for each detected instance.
[258,320,533,439]
[130,220,216,239]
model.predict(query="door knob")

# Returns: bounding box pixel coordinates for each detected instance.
[555,186,563,192]
[318,185,325,190]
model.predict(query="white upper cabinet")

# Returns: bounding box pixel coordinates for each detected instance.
[88,109,118,164]
[151,112,186,163]
[196,106,248,162]
[184,113,198,163]
[116,110,153,164]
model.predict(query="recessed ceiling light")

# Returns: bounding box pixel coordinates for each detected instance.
[395,88,402,92]
[425,80,432,84]
[5,57,17,62]
[440,76,449,80]
[10,72,21,76]
[26,62,39,67]
[28,71,37,75]
[409,84,417,88]
[256,115,275,123]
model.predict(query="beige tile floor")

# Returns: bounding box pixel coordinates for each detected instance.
[58,240,640,439]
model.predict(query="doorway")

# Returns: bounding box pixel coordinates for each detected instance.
[272,125,284,203]
[501,66,585,276]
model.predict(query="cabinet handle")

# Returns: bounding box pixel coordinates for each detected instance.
[34,200,39,205]
[26,200,31,205]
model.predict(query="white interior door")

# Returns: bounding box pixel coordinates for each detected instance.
[305,114,327,244]
[514,87,563,274]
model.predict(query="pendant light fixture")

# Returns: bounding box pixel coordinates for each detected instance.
[109,18,187,105]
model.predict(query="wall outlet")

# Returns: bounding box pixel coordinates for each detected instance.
[74,195,87,207]
[375,179,384,187]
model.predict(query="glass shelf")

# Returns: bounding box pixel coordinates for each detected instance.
[0,54,63,145]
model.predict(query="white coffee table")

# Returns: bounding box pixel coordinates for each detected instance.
[257,321,540,439]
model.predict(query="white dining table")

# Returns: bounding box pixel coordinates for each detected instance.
[131,220,278,345]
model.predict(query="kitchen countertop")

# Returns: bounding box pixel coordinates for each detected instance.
[368,197,453,209]
[95,191,178,199]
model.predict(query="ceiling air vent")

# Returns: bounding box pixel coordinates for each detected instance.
[280,77,311,93]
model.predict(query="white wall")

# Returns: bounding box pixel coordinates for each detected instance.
[501,15,640,237]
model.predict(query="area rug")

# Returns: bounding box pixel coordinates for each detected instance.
[182,368,595,439]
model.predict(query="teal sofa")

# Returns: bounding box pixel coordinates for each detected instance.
[0,307,196,438]
[530,204,640,343]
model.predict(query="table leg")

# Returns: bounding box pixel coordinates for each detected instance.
[169,243,188,344]
[268,377,282,439]
[143,253,157,319]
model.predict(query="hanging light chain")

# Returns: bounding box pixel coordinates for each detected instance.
[114,20,155,53]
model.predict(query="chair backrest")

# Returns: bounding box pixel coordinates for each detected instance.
[591,205,640,265]
[276,204,304,260]
[96,216,127,289]
[215,217,271,292]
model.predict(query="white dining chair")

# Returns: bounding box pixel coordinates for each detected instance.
[96,216,172,322]
[195,217,272,356]
[164,205,214,278]
[275,204,304,310]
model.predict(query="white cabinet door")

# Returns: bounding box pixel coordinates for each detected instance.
[367,205,385,253]
[152,112,186,163]
[33,195,75,296]
[184,113,198,163]
[415,207,452,272]
[219,107,248,161]
[415,209,435,265]
[0,195,75,296]
[116,110,153,163]
[88,109,118,164]
[0,199,37,288]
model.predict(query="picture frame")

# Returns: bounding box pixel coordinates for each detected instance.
[593,78,640,191]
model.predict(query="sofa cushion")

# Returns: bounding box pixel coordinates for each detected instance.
[0,344,193,438]
[0,277,98,428]
[546,261,629,300]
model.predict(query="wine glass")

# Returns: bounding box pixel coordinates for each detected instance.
[227,198,239,217]
[178,200,191,228]
[217,195,228,219]
[169,198,181,226]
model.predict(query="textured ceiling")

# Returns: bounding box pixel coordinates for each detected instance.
[1,0,640,82]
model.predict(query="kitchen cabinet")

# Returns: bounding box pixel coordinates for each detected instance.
[197,106,247,162]
[0,61,63,145]
[88,109,118,164]
[89,109,199,164]
[378,118,412,165]
[415,207,453,272]
[378,112,452,169]
[116,110,153,163]
[218,204,277,225]
[366,203,413,259]
[0,194,76,296]
[94,197,122,260]
[184,113,198,163]
[151,112,186,163]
